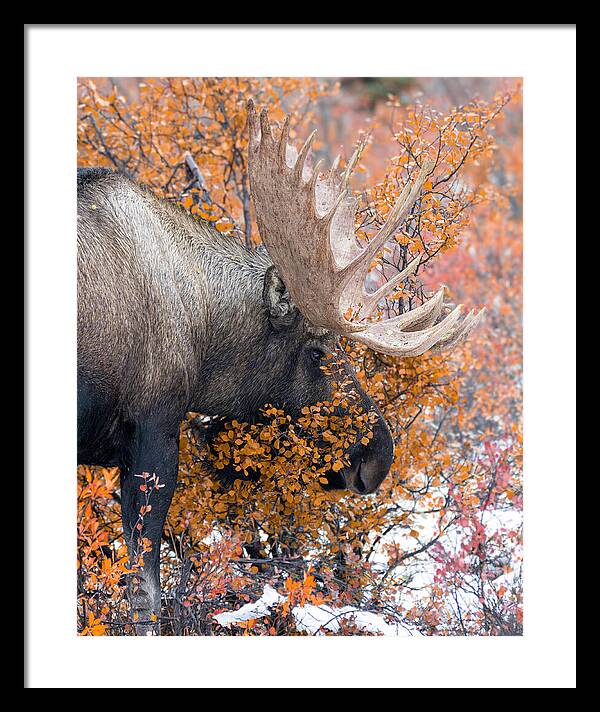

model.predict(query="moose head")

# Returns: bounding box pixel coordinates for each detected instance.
[208,100,485,493]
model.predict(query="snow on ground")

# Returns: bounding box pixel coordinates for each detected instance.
[213,585,285,627]
[292,604,418,635]
[213,584,420,635]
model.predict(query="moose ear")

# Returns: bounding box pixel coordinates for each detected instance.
[262,265,298,330]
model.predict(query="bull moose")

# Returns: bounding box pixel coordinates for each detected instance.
[77,100,484,632]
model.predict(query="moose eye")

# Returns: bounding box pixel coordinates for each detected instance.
[309,348,326,365]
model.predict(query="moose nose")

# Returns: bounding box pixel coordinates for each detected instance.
[344,457,388,494]
[344,418,395,495]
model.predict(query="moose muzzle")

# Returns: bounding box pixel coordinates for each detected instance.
[342,414,394,494]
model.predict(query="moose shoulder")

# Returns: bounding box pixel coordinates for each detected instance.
[77,103,483,633]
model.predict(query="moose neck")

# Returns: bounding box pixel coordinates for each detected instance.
[178,224,274,418]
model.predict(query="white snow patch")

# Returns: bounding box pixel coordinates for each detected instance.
[213,584,420,635]
[213,585,285,627]
[292,604,418,636]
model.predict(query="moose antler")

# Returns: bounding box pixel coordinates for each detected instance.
[247,100,484,357]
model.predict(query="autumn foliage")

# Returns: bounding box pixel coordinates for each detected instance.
[77,76,522,635]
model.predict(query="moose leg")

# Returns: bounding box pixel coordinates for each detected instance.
[120,418,180,635]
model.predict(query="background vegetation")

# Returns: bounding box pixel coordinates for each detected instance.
[77,76,522,636]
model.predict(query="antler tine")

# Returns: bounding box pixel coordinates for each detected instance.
[259,108,274,145]
[353,303,466,358]
[357,253,422,319]
[329,154,341,179]
[340,157,433,286]
[429,307,486,353]
[294,129,317,182]
[278,114,291,167]
[321,187,349,223]
[342,144,361,187]
[370,287,446,331]
[397,288,447,332]
[247,99,259,146]
[307,158,325,192]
